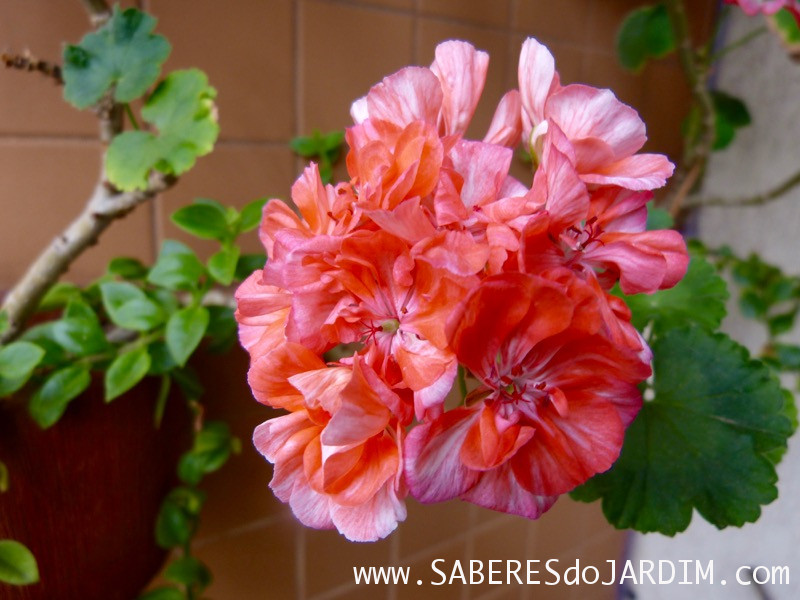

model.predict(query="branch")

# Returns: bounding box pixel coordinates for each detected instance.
[0,173,175,344]
[685,168,800,209]
[1,51,63,85]
[664,0,716,216]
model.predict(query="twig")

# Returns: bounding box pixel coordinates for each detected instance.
[711,26,768,62]
[0,173,176,344]
[1,51,63,85]
[685,167,800,209]
[664,0,716,215]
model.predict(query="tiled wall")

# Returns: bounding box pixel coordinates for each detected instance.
[0,1,716,599]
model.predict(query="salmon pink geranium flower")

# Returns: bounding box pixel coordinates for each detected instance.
[236,36,688,541]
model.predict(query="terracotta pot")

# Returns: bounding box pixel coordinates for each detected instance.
[0,376,191,600]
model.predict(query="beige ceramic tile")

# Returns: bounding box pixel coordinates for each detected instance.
[419,0,511,29]
[300,0,414,132]
[151,0,295,142]
[193,519,298,600]
[0,141,154,289]
[304,525,393,597]
[417,19,511,139]
[512,0,591,45]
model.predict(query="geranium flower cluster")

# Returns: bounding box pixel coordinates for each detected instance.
[235,38,688,542]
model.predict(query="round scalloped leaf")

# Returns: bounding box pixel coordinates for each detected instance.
[62,6,171,109]
[622,254,728,336]
[571,327,794,535]
[106,69,219,191]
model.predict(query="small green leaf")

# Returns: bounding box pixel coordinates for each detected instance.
[572,327,793,535]
[774,343,800,370]
[616,4,676,72]
[622,254,728,336]
[235,254,267,281]
[208,246,240,286]
[289,135,319,157]
[768,310,797,337]
[171,202,229,240]
[154,375,171,428]
[711,90,751,151]
[772,7,800,45]
[0,540,39,585]
[0,312,8,336]
[62,6,171,109]
[38,282,82,311]
[101,281,165,331]
[172,367,204,401]
[108,257,149,280]
[155,487,205,548]
[238,198,268,233]
[206,306,237,354]
[29,365,91,429]
[178,421,237,485]
[105,346,151,402]
[0,342,45,397]
[106,69,218,191]
[166,306,209,367]
[138,587,184,600]
[148,341,177,376]
[164,556,211,590]
[51,300,109,357]
[645,200,673,231]
[147,241,206,291]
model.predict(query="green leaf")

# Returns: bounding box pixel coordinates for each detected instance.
[155,487,206,548]
[51,300,109,357]
[235,254,267,281]
[239,198,268,233]
[164,556,211,590]
[622,254,728,336]
[768,310,797,337]
[0,342,45,397]
[774,343,800,370]
[0,540,39,585]
[108,257,149,280]
[137,586,184,600]
[105,346,151,402]
[208,246,240,286]
[38,282,82,311]
[172,367,204,401]
[711,90,751,151]
[29,365,91,429]
[101,281,165,331]
[572,327,793,535]
[154,375,171,428]
[205,306,237,354]
[148,341,177,376]
[106,69,218,191]
[147,240,206,291]
[171,202,229,240]
[166,306,209,367]
[62,6,171,109]
[772,7,800,45]
[289,134,319,157]
[178,421,238,485]
[645,200,673,231]
[616,4,676,72]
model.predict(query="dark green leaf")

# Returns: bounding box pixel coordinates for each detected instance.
[101,281,165,331]
[137,586,184,600]
[155,487,205,548]
[739,288,769,319]
[239,198,268,233]
[768,311,797,337]
[171,202,229,240]
[0,342,45,397]
[616,4,675,72]
[38,282,82,311]
[62,7,170,109]
[154,375,171,428]
[772,7,800,45]
[147,240,206,291]
[645,200,673,231]
[166,306,209,367]
[208,246,240,286]
[29,365,91,429]
[178,421,237,485]
[235,254,267,281]
[0,312,7,336]
[774,343,800,369]
[0,540,39,585]
[622,254,728,335]
[172,367,204,401]
[164,556,211,590]
[572,327,793,535]
[0,462,7,493]
[206,306,237,354]
[108,257,149,280]
[106,69,218,191]
[147,341,177,375]
[763,389,797,465]
[711,90,751,151]
[289,135,319,157]
[105,346,151,402]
